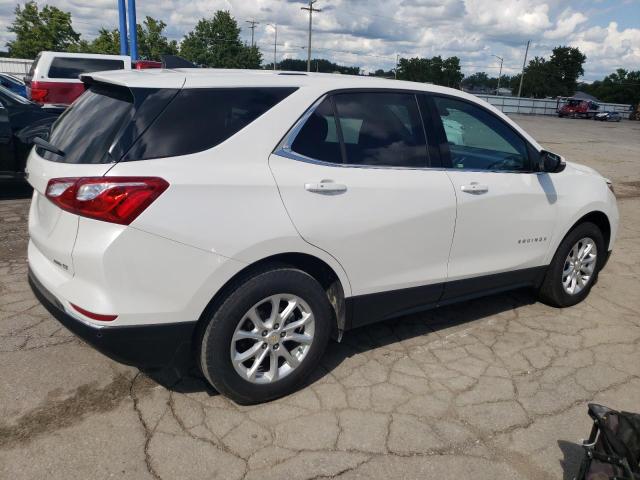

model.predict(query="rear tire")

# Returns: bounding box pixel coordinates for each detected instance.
[199,267,332,404]
[538,222,606,307]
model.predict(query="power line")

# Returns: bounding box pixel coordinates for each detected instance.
[245,19,259,47]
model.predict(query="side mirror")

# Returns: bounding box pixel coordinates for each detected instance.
[539,150,566,173]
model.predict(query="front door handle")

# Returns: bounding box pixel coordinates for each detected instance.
[305,180,347,194]
[460,183,489,194]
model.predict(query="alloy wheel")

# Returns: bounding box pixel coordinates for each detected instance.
[230,294,315,384]
[562,237,597,295]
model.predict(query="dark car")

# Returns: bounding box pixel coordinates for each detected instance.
[0,73,27,98]
[594,111,622,122]
[0,85,65,181]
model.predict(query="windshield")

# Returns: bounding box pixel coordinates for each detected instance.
[0,85,31,105]
[39,84,134,163]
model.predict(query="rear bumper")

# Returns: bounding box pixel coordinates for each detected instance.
[28,267,197,370]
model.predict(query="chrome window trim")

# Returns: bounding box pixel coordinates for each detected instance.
[273,91,539,174]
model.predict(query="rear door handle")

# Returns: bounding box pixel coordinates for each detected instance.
[304,181,347,194]
[460,183,489,194]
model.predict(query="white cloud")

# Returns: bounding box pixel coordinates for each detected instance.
[0,0,638,81]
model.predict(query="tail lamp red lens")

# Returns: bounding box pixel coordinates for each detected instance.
[30,86,49,103]
[45,177,169,225]
[70,303,117,322]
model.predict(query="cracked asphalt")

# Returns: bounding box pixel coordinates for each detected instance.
[1,115,639,479]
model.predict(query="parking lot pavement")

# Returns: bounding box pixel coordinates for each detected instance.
[1,116,639,480]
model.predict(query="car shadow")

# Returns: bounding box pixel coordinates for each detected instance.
[0,181,32,199]
[147,288,539,398]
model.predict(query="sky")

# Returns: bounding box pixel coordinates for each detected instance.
[0,0,639,81]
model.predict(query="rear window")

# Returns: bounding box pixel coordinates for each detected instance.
[48,57,125,79]
[38,84,134,163]
[38,86,296,164]
[124,87,297,160]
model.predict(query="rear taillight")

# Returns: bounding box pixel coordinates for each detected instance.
[30,86,49,103]
[45,177,169,225]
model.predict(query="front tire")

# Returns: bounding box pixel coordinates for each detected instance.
[199,268,332,404]
[539,222,605,307]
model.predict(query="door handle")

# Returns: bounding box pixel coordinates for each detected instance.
[460,183,489,194]
[304,180,347,194]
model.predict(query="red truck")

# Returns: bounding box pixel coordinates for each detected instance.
[558,98,600,119]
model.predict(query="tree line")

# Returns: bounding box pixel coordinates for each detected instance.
[4,2,639,105]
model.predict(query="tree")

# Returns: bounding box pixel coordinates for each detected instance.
[137,17,178,61]
[69,17,177,61]
[7,1,80,58]
[180,10,261,68]
[547,46,586,97]
[397,55,463,87]
[268,58,360,75]
[582,69,640,106]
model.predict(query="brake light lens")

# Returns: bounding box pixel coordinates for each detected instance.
[45,177,169,225]
[70,303,117,322]
[29,84,49,103]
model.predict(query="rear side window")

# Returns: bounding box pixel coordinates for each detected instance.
[48,57,125,79]
[124,87,296,160]
[38,84,134,163]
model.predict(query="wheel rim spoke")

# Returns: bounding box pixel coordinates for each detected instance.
[234,342,263,363]
[279,347,300,368]
[286,333,313,345]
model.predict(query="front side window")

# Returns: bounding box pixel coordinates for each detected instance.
[48,57,125,79]
[434,96,529,171]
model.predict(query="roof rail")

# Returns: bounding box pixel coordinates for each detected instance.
[278,72,307,76]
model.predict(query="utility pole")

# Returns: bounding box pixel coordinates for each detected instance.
[492,54,504,94]
[517,40,530,97]
[301,0,321,72]
[267,23,278,70]
[246,19,259,47]
[395,54,399,79]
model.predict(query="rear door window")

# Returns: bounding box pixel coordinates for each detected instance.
[124,87,296,160]
[333,92,428,167]
[48,57,125,79]
[38,84,134,163]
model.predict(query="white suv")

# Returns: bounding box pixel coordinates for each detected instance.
[26,69,619,404]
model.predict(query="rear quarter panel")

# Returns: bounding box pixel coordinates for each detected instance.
[105,86,353,300]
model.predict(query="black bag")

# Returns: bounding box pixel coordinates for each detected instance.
[576,403,640,480]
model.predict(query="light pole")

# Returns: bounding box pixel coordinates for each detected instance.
[267,23,278,70]
[492,54,503,95]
